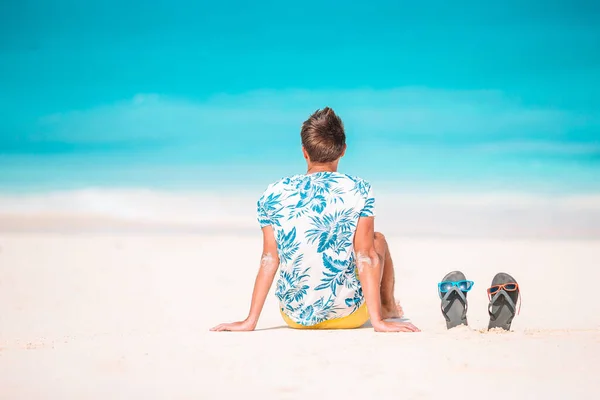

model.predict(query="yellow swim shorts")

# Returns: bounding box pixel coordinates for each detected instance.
[280,303,369,330]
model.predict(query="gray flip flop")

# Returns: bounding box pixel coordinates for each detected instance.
[487,272,520,331]
[438,271,470,329]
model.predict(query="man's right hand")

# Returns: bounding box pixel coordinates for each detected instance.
[372,320,421,332]
[210,318,257,332]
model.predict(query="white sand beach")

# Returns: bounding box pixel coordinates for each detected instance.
[1,191,600,399]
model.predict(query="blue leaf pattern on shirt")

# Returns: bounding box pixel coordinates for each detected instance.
[276,227,300,263]
[297,296,338,326]
[314,253,349,293]
[257,192,286,227]
[275,255,311,312]
[360,197,375,217]
[305,209,357,254]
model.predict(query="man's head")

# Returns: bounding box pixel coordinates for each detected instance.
[301,107,346,164]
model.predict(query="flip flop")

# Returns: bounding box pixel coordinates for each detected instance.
[438,271,473,329]
[487,272,520,331]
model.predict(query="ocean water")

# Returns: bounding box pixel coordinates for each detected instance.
[2,88,599,193]
[1,1,599,236]
[1,140,599,194]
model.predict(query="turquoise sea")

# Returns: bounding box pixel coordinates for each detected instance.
[1,89,598,195]
[1,1,599,198]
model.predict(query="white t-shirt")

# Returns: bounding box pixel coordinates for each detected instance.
[257,171,375,326]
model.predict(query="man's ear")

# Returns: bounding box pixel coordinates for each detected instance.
[341,144,347,158]
[302,146,310,161]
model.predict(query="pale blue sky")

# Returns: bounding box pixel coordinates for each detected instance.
[0,1,599,192]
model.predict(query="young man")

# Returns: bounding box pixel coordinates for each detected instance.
[211,107,419,333]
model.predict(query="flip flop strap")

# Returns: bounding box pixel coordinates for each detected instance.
[440,287,468,320]
[488,289,518,318]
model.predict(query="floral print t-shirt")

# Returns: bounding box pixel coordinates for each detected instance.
[256,171,375,326]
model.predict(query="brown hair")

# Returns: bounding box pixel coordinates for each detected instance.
[300,107,346,163]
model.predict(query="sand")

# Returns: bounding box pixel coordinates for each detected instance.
[1,225,600,399]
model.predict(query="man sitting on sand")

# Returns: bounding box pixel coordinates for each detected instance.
[211,107,419,333]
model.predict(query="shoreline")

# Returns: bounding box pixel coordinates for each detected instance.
[1,213,600,240]
[1,186,600,238]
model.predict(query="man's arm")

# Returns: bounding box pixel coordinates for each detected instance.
[354,216,419,333]
[210,225,279,332]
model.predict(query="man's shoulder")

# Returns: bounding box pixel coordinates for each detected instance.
[339,173,372,186]
[337,173,374,194]
[258,175,301,199]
